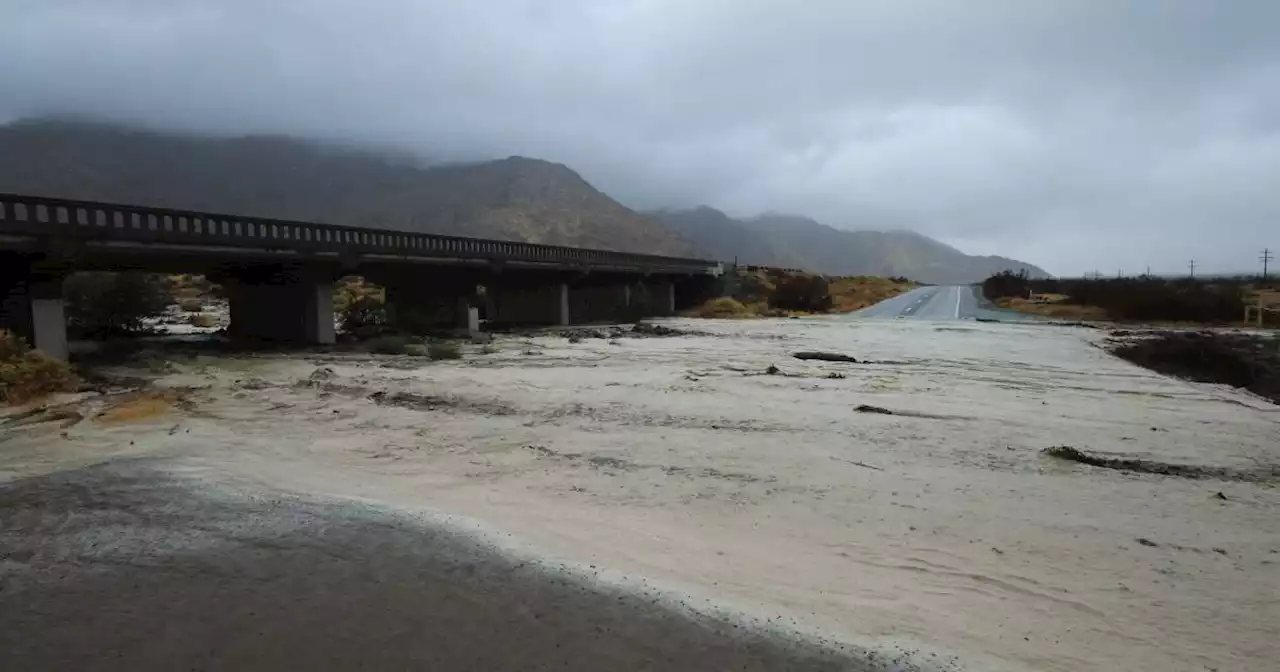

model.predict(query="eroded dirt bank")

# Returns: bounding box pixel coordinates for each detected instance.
[2,318,1278,671]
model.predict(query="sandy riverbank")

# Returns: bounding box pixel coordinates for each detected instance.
[2,317,1277,670]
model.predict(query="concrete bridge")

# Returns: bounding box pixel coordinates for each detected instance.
[0,193,722,359]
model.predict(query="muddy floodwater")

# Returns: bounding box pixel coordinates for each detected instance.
[2,316,1278,671]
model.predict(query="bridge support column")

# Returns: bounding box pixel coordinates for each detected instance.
[225,270,334,345]
[1,281,68,361]
[648,281,676,317]
[0,257,68,360]
[490,283,569,326]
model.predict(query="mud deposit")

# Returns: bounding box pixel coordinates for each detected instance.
[1108,330,1280,405]
[2,317,1278,671]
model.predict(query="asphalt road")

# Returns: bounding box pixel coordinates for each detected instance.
[854,285,981,320]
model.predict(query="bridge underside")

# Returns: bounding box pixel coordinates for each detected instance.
[0,193,720,358]
[0,252,712,359]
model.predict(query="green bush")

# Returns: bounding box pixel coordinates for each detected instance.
[0,330,77,405]
[769,274,832,312]
[340,294,388,337]
[982,271,1247,323]
[64,272,171,337]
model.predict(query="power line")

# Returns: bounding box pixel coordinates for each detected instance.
[1188,259,1196,278]
[1262,248,1274,279]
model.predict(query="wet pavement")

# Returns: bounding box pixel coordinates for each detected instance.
[854,285,980,320]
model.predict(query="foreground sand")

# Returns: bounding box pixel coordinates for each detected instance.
[1,317,1277,670]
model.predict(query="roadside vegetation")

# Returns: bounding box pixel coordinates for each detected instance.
[0,329,77,405]
[982,270,1273,324]
[64,272,172,337]
[689,266,913,318]
[827,275,916,312]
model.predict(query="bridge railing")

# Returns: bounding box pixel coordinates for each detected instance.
[0,193,717,274]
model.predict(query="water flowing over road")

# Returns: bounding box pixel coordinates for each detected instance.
[2,312,1277,671]
[855,285,982,320]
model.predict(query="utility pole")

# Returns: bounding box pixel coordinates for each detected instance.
[1262,248,1273,279]
[1188,259,1196,278]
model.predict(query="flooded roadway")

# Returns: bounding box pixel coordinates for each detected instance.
[855,285,981,320]
[1,314,1277,671]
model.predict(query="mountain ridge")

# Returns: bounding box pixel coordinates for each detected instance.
[652,207,1049,284]
[0,118,1049,281]
[0,118,700,257]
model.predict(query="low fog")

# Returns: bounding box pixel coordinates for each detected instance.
[3,1,1278,275]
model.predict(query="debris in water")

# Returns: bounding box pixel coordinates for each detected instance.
[1136,538,1160,547]
[830,456,883,471]
[854,404,894,415]
[1042,446,1280,483]
[765,365,780,375]
[792,351,859,363]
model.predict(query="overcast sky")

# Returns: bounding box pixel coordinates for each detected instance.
[3,1,1278,275]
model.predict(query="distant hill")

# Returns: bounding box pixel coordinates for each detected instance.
[0,118,700,257]
[651,207,1049,284]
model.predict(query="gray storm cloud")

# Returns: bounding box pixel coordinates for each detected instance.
[3,0,1278,275]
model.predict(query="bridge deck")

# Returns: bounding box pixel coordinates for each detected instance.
[0,193,717,275]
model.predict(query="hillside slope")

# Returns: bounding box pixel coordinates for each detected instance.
[652,207,1048,284]
[0,119,700,257]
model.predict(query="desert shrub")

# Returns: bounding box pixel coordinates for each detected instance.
[769,274,832,312]
[333,276,383,314]
[340,294,387,337]
[64,272,171,337]
[692,297,750,318]
[982,270,1032,300]
[427,340,462,360]
[188,313,218,328]
[732,270,773,303]
[0,330,77,405]
[983,271,1246,323]
[178,298,204,312]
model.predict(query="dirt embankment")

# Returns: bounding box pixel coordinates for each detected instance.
[690,268,914,318]
[1107,330,1280,406]
[994,296,1109,321]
